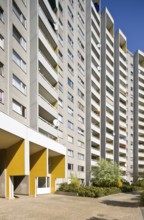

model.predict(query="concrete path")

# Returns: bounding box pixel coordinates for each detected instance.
[0,193,143,220]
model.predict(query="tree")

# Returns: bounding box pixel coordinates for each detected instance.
[91,159,121,187]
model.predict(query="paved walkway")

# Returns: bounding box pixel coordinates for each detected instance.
[0,193,143,220]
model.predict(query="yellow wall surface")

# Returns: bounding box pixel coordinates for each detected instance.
[50,155,65,193]
[30,149,47,196]
[6,140,25,198]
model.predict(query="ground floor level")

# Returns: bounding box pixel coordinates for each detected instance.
[0,193,143,219]
[0,112,66,199]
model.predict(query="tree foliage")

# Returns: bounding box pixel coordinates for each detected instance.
[91,159,121,187]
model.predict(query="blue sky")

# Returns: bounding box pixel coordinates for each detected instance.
[101,0,144,53]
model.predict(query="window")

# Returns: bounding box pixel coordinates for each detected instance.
[78,0,84,14]
[78,25,84,38]
[38,177,49,188]
[68,92,74,102]
[58,34,63,45]
[68,163,74,171]
[0,7,4,22]
[12,99,26,117]
[78,37,84,50]
[58,50,63,61]
[68,6,74,20]
[78,101,84,112]
[69,0,74,7]
[78,165,84,172]
[0,62,4,76]
[0,90,4,104]
[78,63,84,75]
[68,35,73,47]
[68,106,74,116]
[12,50,26,72]
[0,34,4,49]
[77,12,84,25]
[58,114,63,123]
[67,120,74,130]
[68,49,73,61]
[78,76,84,87]
[59,2,63,15]
[68,149,74,157]
[22,0,27,6]
[58,98,63,107]
[58,130,63,138]
[78,50,84,63]
[78,89,84,100]
[78,114,84,124]
[58,82,63,92]
[13,1,26,28]
[67,135,74,143]
[67,21,73,33]
[13,26,26,50]
[59,18,63,30]
[12,74,26,94]
[78,153,84,160]
[78,127,84,136]
[78,140,84,148]
[68,64,74,75]
[67,77,74,89]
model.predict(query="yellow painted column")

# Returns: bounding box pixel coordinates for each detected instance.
[30,149,47,196]
[6,140,25,198]
[49,155,65,193]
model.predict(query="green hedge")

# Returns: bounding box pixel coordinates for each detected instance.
[58,183,121,198]
[140,191,144,206]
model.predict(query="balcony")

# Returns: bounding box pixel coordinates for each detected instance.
[91,38,100,56]
[91,159,98,167]
[91,74,100,89]
[106,153,113,160]
[106,133,114,141]
[91,62,100,78]
[38,51,57,83]
[38,95,57,119]
[91,135,100,145]
[38,73,58,101]
[119,147,126,154]
[119,166,126,171]
[106,122,113,131]
[138,152,144,158]
[91,50,100,67]
[91,99,100,113]
[91,86,100,100]
[91,111,100,123]
[38,116,58,138]
[39,29,57,64]
[106,29,114,47]
[91,123,100,134]
[106,143,113,151]
[119,156,126,163]
[39,7,58,47]
[91,147,100,156]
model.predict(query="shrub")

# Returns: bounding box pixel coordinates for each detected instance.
[58,183,121,198]
[121,184,133,192]
[140,191,144,206]
[91,159,121,187]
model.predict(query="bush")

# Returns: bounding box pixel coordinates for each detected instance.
[58,183,121,198]
[121,184,133,192]
[135,179,144,188]
[140,191,144,206]
[91,159,121,187]
[78,186,120,198]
